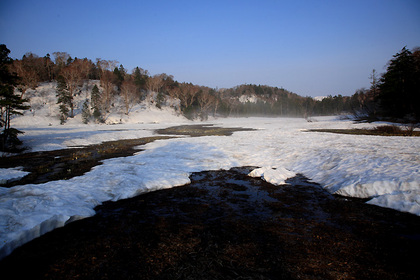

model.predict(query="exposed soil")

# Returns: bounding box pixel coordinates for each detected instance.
[155,124,256,137]
[0,167,419,280]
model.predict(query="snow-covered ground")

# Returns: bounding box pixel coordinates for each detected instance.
[0,84,419,260]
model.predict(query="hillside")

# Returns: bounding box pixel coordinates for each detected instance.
[13,80,357,131]
[13,81,189,128]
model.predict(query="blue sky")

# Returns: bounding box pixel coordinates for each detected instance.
[1,0,419,97]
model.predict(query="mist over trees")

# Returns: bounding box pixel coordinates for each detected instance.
[2,44,419,134]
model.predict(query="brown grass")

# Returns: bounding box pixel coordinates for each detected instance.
[309,125,419,136]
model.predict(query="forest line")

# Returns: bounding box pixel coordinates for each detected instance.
[1,44,419,151]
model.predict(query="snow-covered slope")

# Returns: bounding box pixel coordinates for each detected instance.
[0,83,419,260]
[13,81,187,128]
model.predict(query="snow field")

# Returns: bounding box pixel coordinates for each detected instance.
[0,115,419,260]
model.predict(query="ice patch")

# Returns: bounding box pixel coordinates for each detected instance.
[367,191,420,216]
[248,167,296,185]
[0,167,30,184]
[334,180,419,198]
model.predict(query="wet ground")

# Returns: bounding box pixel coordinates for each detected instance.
[0,167,419,280]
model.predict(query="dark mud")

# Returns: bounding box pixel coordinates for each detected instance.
[155,124,256,137]
[1,167,418,280]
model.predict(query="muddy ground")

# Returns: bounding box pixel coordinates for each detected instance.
[0,125,419,279]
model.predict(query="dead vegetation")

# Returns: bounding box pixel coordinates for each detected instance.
[308,124,419,136]
[155,124,256,137]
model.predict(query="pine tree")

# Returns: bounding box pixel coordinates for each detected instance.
[58,104,69,125]
[82,99,91,124]
[90,84,103,123]
[56,75,71,124]
[133,66,148,91]
[378,47,418,120]
[113,64,125,89]
[156,92,165,109]
[0,44,30,151]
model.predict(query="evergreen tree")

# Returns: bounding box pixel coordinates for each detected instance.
[0,44,30,151]
[378,47,419,120]
[81,99,91,124]
[90,84,103,123]
[156,92,165,109]
[133,66,148,91]
[113,64,126,90]
[56,75,71,124]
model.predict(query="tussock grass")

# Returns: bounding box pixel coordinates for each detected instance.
[155,124,255,137]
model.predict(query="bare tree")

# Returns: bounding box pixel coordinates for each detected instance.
[369,69,379,99]
[120,77,138,115]
[167,86,182,113]
[96,59,118,74]
[100,71,114,112]
[212,95,220,117]
[96,59,118,112]
[52,52,71,75]
[178,83,199,109]
[10,59,39,98]
[227,97,241,116]
[79,58,92,82]
[197,87,216,120]
[146,74,164,93]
